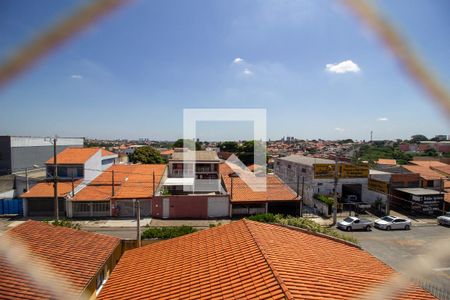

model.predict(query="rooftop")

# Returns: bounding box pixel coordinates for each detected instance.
[171,150,220,162]
[21,180,83,198]
[220,163,297,202]
[376,158,397,165]
[98,220,434,300]
[395,188,442,196]
[46,147,100,165]
[0,221,120,299]
[72,164,166,201]
[278,155,334,166]
[402,164,445,181]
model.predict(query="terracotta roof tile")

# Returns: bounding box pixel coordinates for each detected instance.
[220,163,297,203]
[101,149,116,157]
[21,180,83,198]
[72,164,166,201]
[0,221,120,299]
[98,220,435,300]
[402,165,445,181]
[376,159,397,165]
[46,147,100,164]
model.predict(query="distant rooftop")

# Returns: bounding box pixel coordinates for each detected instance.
[278,155,334,166]
[395,188,442,196]
[171,150,220,161]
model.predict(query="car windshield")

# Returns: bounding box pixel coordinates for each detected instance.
[446,212,450,217]
[343,217,354,222]
[381,216,394,222]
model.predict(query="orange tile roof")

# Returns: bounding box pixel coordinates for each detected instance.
[402,165,445,181]
[410,160,448,167]
[21,180,83,198]
[431,165,450,176]
[101,149,116,157]
[98,220,434,300]
[46,147,100,164]
[160,149,174,155]
[220,163,297,203]
[72,164,166,201]
[0,221,120,299]
[376,158,397,165]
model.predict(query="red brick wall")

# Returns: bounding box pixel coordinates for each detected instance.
[152,195,209,219]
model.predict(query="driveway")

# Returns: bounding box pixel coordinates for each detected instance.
[347,225,450,297]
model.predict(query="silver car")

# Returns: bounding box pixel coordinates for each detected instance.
[337,216,373,231]
[374,216,411,230]
[437,212,450,226]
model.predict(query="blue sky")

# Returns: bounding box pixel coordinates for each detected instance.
[0,0,449,141]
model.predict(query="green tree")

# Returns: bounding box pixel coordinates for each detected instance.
[219,141,239,152]
[129,146,165,164]
[172,139,201,150]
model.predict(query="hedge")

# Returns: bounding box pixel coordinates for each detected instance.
[247,213,358,244]
[141,225,197,239]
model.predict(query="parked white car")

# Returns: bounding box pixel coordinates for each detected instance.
[437,212,450,226]
[337,216,373,231]
[374,216,411,230]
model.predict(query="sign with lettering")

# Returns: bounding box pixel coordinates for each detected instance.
[368,179,389,194]
[313,164,336,179]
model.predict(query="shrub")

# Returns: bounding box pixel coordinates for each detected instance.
[141,225,197,239]
[44,219,81,230]
[247,214,358,244]
[313,194,334,206]
[247,213,282,223]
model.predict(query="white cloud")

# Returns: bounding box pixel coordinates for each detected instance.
[325,60,360,74]
[233,57,244,65]
[243,68,253,76]
[71,74,83,79]
[377,117,388,121]
[335,127,345,132]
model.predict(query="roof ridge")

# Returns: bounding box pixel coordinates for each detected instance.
[242,219,294,300]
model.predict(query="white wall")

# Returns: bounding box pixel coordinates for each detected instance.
[84,150,103,182]
[10,136,84,147]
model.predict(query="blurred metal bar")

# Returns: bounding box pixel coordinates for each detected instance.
[344,0,450,118]
[0,0,128,87]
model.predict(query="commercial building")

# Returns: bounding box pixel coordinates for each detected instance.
[0,221,121,299]
[274,155,368,209]
[0,136,84,175]
[98,219,434,300]
[392,188,444,215]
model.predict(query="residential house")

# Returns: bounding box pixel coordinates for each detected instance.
[220,163,299,216]
[154,150,229,219]
[0,221,121,299]
[98,219,435,300]
[21,148,118,217]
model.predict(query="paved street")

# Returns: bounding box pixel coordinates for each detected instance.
[346,225,450,297]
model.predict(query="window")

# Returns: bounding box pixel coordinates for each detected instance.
[302,168,306,173]
[287,164,291,169]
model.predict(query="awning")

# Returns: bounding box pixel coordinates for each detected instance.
[162,178,195,186]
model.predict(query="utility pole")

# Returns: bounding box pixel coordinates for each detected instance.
[386,179,391,215]
[332,155,339,226]
[25,168,29,192]
[440,178,445,215]
[112,170,115,196]
[152,171,156,197]
[296,172,300,216]
[53,137,59,220]
[300,177,305,217]
[230,176,234,200]
[71,172,75,197]
[135,199,141,248]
